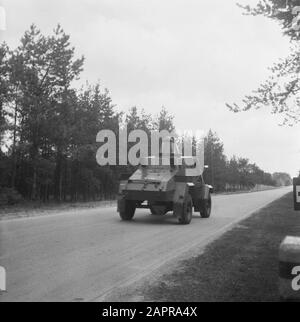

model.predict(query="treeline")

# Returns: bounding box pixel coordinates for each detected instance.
[203,130,291,191]
[0,25,291,205]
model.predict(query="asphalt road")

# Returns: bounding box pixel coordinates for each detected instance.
[0,187,291,302]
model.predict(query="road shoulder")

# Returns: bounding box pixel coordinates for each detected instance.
[104,192,299,302]
[0,187,283,221]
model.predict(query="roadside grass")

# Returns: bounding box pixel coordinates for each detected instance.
[142,192,300,302]
[0,199,116,220]
[0,187,279,220]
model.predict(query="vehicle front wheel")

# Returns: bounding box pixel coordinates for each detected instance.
[200,194,212,218]
[119,200,136,221]
[178,195,193,225]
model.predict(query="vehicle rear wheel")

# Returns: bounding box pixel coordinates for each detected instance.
[178,195,193,225]
[200,194,211,218]
[119,200,136,221]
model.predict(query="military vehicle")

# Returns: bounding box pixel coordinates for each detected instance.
[117,138,213,225]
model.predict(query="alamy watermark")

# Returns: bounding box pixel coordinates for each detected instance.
[0,266,6,292]
[292,266,300,291]
[96,127,205,174]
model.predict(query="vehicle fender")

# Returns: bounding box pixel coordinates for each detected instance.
[203,184,211,200]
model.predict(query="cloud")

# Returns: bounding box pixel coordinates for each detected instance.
[0,5,6,31]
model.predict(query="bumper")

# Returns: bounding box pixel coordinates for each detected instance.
[119,189,174,202]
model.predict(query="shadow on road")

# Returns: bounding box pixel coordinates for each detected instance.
[115,211,206,226]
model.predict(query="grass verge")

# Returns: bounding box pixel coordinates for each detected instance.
[142,192,300,302]
[0,187,278,220]
[0,199,116,220]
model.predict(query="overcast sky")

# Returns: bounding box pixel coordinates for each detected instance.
[0,0,299,176]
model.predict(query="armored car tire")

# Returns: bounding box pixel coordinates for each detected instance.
[200,194,212,218]
[177,194,193,225]
[119,200,136,221]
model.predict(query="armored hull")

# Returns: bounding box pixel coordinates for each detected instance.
[118,159,213,224]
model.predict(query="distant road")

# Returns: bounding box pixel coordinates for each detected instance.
[0,187,291,302]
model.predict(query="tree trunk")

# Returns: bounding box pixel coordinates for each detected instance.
[11,100,18,188]
[54,146,63,202]
[31,162,37,200]
[30,142,39,200]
